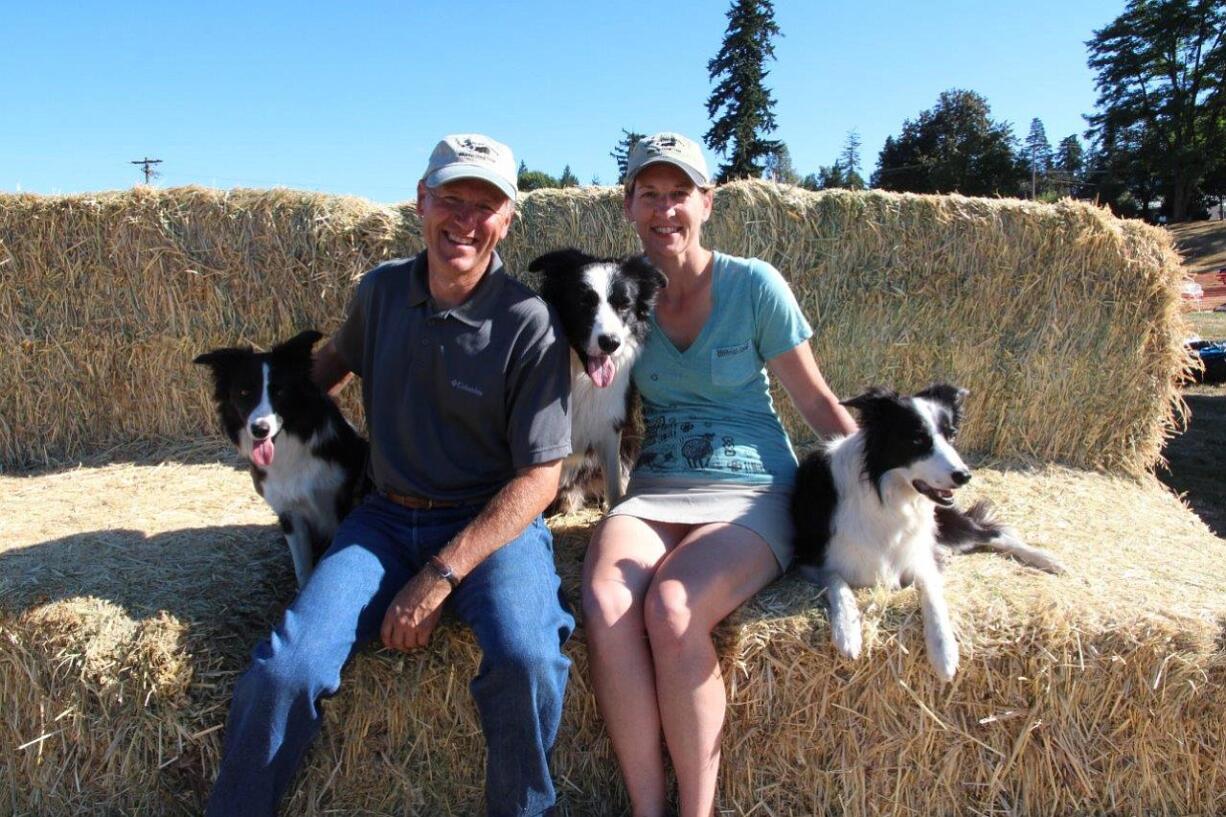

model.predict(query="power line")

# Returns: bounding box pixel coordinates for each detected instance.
[130,157,162,184]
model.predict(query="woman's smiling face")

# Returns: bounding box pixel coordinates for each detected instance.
[624,163,713,264]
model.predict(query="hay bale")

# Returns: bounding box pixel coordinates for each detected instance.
[0,183,1194,474]
[2,452,1223,815]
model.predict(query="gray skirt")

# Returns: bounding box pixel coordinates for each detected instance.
[606,478,795,570]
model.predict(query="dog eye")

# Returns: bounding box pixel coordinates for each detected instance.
[237,388,252,397]
[609,295,630,310]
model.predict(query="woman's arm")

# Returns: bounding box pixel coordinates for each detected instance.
[767,341,858,438]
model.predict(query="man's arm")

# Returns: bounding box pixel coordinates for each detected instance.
[380,459,562,652]
[312,337,354,397]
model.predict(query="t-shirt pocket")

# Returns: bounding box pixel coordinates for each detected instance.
[710,340,757,387]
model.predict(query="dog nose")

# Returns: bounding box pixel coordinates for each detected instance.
[250,420,271,440]
[951,469,971,486]
[597,335,621,354]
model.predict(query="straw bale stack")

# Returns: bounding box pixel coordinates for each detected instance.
[0,182,1193,474]
[2,452,1224,815]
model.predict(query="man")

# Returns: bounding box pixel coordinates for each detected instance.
[206,134,574,817]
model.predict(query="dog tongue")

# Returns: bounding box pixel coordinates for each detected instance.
[586,355,615,388]
[252,438,275,467]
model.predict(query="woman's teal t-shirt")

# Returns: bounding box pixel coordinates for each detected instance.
[629,252,812,487]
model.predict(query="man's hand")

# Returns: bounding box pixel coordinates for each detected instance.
[380,569,452,652]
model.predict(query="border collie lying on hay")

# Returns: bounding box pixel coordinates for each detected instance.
[791,384,1066,681]
[195,330,367,589]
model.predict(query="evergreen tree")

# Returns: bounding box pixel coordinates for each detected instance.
[1052,134,1085,196]
[1087,0,1226,221]
[1025,118,1053,197]
[764,142,800,183]
[704,0,783,181]
[559,165,580,187]
[871,89,1025,196]
[610,129,646,184]
[840,129,865,189]
[817,162,848,190]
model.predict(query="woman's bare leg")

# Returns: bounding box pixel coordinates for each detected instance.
[643,524,780,817]
[582,515,689,817]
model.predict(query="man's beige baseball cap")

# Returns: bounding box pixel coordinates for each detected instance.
[422,133,518,202]
[624,132,711,188]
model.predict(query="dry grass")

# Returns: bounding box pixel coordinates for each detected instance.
[0,183,1193,476]
[2,449,1223,816]
[1169,219,1226,275]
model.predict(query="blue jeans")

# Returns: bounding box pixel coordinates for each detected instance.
[206,495,574,817]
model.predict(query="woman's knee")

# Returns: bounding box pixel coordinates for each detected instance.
[582,577,643,636]
[643,576,700,649]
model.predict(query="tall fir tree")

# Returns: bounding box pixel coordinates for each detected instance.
[559,165,579,188]
[1053,134,1085,196]
[839,129,866,189]
[1025,118,1053,197]
[705,0,782,181]
[610,129,646,184]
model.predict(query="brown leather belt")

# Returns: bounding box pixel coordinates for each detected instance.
[383,489,466,510]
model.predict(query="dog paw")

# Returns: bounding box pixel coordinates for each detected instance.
[831,621,862,660]
[928,638,959,683]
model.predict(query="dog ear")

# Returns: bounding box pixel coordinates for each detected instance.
[528,248,593,277]
[916,383,969,411]
[193,347,251,370]
[272,330,324,361]
[840,386,897,416]
[623,254,668,291]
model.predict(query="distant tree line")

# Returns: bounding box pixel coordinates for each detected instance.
[528,0,1226,224]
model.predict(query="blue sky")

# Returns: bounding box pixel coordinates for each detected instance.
[2,1,1124,202]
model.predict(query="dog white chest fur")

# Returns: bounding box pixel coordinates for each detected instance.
[564,262,643,506]
[822,433,952,590]
[241,363,348,587]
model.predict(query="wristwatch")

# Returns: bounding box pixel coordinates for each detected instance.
[428,555,461,589]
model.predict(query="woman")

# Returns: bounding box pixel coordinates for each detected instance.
[581,132,857,817]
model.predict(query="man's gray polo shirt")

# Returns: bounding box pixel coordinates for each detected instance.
[332,251,571,503]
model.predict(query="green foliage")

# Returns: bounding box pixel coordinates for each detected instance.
[840,130,864,189]
[517,167,560,192]
[1086,0,1226,221]
[1045,134,1090,199]
[1025,118,1054,197]
[871,89,1026,196]
[764,142,800,183]
[610,129,645,184]
[705,0,782,181]
[559,165,579,188]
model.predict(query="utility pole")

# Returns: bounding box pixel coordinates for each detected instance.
[130,157,162,184]
[1030,145,1037,199]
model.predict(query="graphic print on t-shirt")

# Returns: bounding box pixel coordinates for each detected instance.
[638,415,767,477]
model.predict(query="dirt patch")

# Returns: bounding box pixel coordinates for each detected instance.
[1170,219,1226,275]
[1160,382,1226,536]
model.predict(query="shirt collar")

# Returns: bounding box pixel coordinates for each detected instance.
[406,250,507,328]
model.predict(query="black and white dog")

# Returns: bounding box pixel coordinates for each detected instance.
[529,249,667,512]
[791,384,1065,681]
[195,330,367,588]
